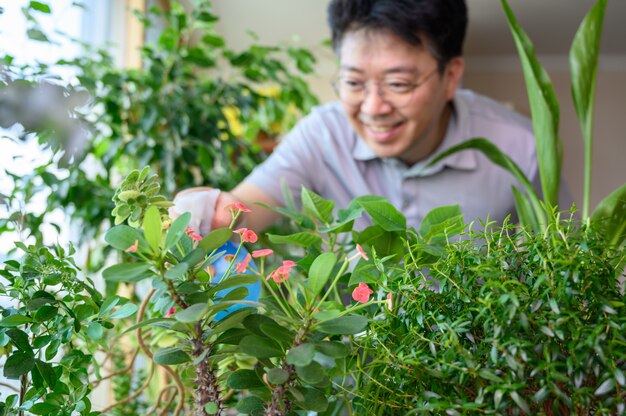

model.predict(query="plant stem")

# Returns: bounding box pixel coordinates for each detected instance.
[192,322,222,416]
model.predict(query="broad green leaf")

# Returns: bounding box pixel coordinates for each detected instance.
[430,138,544,228]
[286,343,316,366]
[502,0,562,210]
[356,200,406,231]
[299,387,329,412]
[6,329,33,355]
[198,227,232,252]
[204,403,218,415]
[295,361,326,384]
[243,314,281,336]
[214,328,250,345]
[0,314,33,327]
[109,303,138,319]
[268,232,322,247]
[316,315,368,335]
[226,369,265,389]
[153,347,191,365]
[301,187,334,223]
[590,182,626,249]
[260,322,295,347]
[267,368,290,385]
[315,341,350,358]
[164,212,191,251]
[121,317,174,335]
[29,403,59,415]
[307,252,337,299]
[104,225,148,253]
[3,352,35,379]
[219,286,248,302]
[143,206,162,253]
[239,335,283,358]
[236,396,265,414]
[211,307,255,334]
[102,262,154,283]
[174,303,208,323]
[570,0,607,217]
[419,205,464,242]
[29,1,51,13]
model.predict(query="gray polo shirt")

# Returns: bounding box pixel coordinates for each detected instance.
[246,89,538,230]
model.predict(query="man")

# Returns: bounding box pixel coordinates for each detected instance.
[175,0,541,233]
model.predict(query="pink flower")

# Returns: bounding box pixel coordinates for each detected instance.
[236,254,252,273]
[267,260,297,283]
[252,249,273,258]
[165,307,176,317]
[223,254,235,263]
[386,292,393,311]
[184,226,202,241]
[356,244,369,260]
[225,202,251,213]
[125,239,139,253]
[234,228,258,243]
[352,282,374,304]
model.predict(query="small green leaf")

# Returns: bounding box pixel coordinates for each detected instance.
[164,212,191,250]
[302,187,334,223]
[153,347,191,365]
[199,228,232,252]
[109,303,138,319]
[29,403,59,415]
[307,252,337,299]
[29,1,51,13]
[6,329,33,355]
[204,402,218,414]
[315,341,349,358]
[35,359,57,388]
[143,206,162,253]
[286,343,315,367]
[104,225,148,253]
[267,368,290,385]
[594,378,615,396]
[295,361,326,384]
[268,232,322,247]
[174,303,208,323]
[102,262,154,283]
[299,387,329,412]
[87,322,104,340]
[164,262,190,280]
[316,315,368,335]
[226,369,265,389]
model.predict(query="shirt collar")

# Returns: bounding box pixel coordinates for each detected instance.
[351,92,478,176]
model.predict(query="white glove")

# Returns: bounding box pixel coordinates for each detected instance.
[169,188,221,236]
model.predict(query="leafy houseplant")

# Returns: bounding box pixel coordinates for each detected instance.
[349,0,626,414]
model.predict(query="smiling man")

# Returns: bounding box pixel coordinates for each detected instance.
[175,0,545,232]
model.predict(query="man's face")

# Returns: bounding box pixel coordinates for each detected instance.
[337,29,464,165]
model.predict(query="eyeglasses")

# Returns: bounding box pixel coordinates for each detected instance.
[332,68,439,108]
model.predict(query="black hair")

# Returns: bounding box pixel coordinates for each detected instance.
[327,0,467,70]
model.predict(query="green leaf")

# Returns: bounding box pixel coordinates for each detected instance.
[356,200,406,231]
[226,369,265,389]
[164,212,191,250]
[236,396,265,414]
[302,187,334,223]
[509,391,531,414]
[102,262,154,283]
[570,0,607,217]
[98,296,121,318]
[198,228,232,252]
[429,138,544,229]
[164,262,190,280]
[267,368,290,385]
[267,232,322,247]
[591,182,626,249]
[259,322,294,347]
[153,347,191,365]
[502,0,562,210]
[239,335,283,358]
[208,275,259,297]
[29,1,51,13]
[143,206,162,253]
[104,225,148,253]
[6,329,33,355]
[0,314,33,327]
[295,361,326,384]
[307,252,337,299]
[121,317,174,335]
[109,303,138,319]
[29,403,59,415]
[35,359,57,388]
[299,387,329,412]
[316,315,368,335]
[286,343,315,366]
[478,368,503,383]
[174,303,208,323]
[87,322,104,340]
[315,341,350,358]
[3,352,35,379]
[419,205,464,242]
